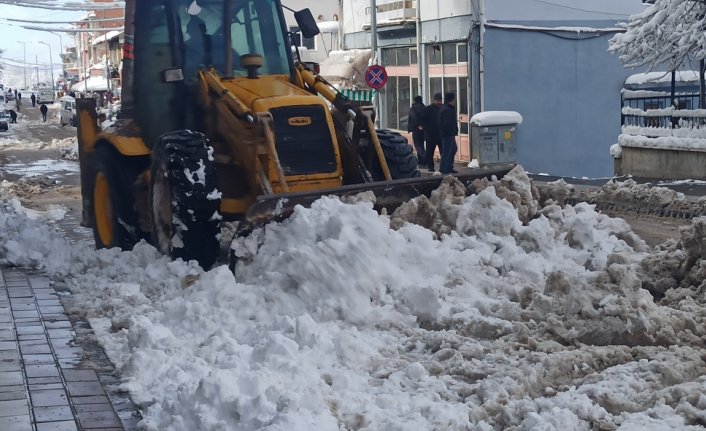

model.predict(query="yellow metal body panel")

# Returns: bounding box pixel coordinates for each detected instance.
[202,74,344,208]
[96,132,151,157]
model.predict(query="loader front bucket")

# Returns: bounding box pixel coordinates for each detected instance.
[245,163,516,224]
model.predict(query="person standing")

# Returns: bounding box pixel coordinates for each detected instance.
[439,92,459,174]
[407,96,426,166]
[30,93,36,107]
[39,103,48,122]
[422,93,443,173]
[8,109,17,124]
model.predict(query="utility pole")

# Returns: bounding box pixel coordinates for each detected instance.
[370,0,378,125]
[49,31,65,83]
[17,41,27,89]
[35,54,40,91]
[39,41,54,94]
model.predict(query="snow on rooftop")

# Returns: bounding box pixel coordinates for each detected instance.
[625,70,700,86]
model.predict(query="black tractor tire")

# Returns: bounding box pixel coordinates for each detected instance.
[150,130,221,270]
[92,144,148,250]
[368,129,421,181]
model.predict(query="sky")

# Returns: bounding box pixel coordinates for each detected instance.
[0,4,84,88]
[1,110,706,429]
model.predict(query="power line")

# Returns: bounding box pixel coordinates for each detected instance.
[2,16,124,24]
[526,0,632,17]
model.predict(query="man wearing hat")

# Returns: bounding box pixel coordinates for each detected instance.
[422,93,444,173]
[407,95,426,166]
[439,92,459,174]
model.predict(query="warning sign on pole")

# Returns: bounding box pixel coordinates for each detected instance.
[365,65,388,90]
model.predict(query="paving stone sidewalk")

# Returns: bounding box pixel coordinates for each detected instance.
[0,267,140,431]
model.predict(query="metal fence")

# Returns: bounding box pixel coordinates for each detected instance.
[621,93,706,132]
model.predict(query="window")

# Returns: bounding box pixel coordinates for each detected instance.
[429,45,442,65]
[430,77,442,100]
[383,76,415,130]
[398,77,411,130]
[410,48,417,64]
[382,47,413,66]
[442,43,456,64]
[385,77,398,129]
[457,44,468,63]
[458,77,468,115]
[290,27,315,50]
[397,47,410,66]
[228,1,291,76]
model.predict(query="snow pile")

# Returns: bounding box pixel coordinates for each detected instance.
[1,176,58,200]
[49,137,79,160]
[0,166,705,430]
[577,179,706,214]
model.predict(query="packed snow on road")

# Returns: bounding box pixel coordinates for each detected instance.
[1,148,706,430]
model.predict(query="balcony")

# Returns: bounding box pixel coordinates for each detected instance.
[376,0,416,23]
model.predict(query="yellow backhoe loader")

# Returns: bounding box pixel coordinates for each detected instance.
[76,0,513,269]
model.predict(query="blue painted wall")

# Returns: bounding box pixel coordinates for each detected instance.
[482,28,632,178]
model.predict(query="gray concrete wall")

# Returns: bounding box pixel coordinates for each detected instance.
[481,28,631,178]
[618,147,706,180]
[484,0,644,22]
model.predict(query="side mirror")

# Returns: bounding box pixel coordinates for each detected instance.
[294,8,320,39]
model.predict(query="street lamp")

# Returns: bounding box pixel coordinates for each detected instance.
[48,31,65,82]
[16,41,27,89]
[38,41,54,94]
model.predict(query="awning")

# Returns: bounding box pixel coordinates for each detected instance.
[71,76,109,92]
[340,89,373,102]
[91,30,122,46]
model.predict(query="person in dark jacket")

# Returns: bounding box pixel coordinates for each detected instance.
[8,109,17,124]
[422,93,443,172]
[40,103,48,122]
[30,93,36,107]
[407,96,426,165]
[439,92,459,174]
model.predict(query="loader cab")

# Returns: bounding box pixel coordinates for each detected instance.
[133,0,302,147]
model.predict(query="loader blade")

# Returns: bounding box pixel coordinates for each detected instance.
[246,163,516,224]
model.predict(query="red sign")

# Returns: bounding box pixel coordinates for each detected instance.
[365,65,388,90]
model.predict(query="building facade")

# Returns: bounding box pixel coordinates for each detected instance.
[341,0,646,177]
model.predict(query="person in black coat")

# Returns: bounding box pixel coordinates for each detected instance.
[39,103,48,122]
[422,93,443,172]
[439,92,459,174]
[30,93,36,107]
[8,109,17,124]
[407,96,426,165]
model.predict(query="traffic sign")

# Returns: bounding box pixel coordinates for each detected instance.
[365,65,388,90]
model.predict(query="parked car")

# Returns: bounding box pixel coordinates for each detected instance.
[5,91,15,102]
[0,110,8,132]
[60,96,76,127]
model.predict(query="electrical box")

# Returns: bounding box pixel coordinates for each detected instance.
[470,111,522,166]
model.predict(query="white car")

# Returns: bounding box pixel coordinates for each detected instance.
[60,96,76,127]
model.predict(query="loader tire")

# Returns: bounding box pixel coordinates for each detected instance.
[92,144,148,250]
[150,130,221,269]
[370,130,421,181]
